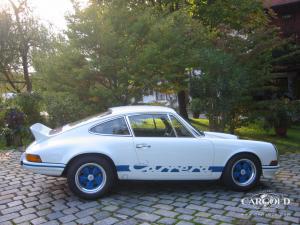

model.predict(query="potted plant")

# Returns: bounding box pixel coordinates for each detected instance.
[264,99,292,137]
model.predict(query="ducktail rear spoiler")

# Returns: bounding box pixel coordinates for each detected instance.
[30,123,51,142]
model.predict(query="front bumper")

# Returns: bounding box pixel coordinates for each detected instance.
[262,165,280,178]
[20,153,65,176]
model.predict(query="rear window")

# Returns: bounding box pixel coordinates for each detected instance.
[90,117,130,135]
[49,111,111,135]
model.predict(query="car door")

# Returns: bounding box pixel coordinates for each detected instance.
[127,113,215,180]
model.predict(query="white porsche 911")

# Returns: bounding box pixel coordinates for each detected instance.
[21,106,279,199]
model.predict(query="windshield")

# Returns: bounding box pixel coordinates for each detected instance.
[182,118,205,136]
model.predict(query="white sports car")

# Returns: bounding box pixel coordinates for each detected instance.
[21,106,279,199]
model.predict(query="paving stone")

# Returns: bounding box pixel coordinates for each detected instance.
[37,209,52,217]
[154,209,178,218]
[203,202,224,209]
[186,204,209,212]
[114,218,138,225]
[94,216,119,225]
[194,217,218,225]
[175,207,195,215]
[46,211,64,220]
[157,217,177,225]
[41,220,60,225]
[20,207,36,216]
[224,206,246,213]
[134,205,155,213]
[103,205,119,212]
[216,200,237,206]
[76,216,95,224]
[75,207,98,218]
[31,217,48,225]
[176,221,194,225]
[0,151,299,225]
[195,212,211,218]
[8,200,23,207]
[0,212,20,223]
[177,215,194,221]
[58,214,76,223]
[117,207,138,216]
[134,212,160,222]
[94,211,112,220]
[283,216,300,223]
[211,214,234,223]
[153,204,174,210]
[77,201,99,210]
[1,205,24,214]
[226,211,251,220]
[13,213,37,224]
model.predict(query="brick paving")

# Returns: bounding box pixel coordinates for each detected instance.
[0,151,299,225]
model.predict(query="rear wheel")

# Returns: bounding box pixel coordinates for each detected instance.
[222,153,261,191]
[67,156,115,199]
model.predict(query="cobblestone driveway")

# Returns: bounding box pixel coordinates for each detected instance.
[0,151,299,225]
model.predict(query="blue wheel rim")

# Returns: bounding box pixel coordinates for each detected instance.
[231,159,256,186]
[75,163,106,194]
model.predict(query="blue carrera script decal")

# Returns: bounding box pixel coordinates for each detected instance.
[116,165,224,173]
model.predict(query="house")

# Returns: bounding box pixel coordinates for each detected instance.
[265,0,300,100]
[139,90,178,107]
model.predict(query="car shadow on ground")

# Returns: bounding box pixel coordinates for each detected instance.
[46,178,275,199]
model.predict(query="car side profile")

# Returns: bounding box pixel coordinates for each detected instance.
[20,106,279,199]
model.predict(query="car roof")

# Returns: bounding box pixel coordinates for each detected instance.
[109,105,176,115]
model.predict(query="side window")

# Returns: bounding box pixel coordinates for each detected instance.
[170,115,193,137]
[90,117,130,135]
[129,114,175,137]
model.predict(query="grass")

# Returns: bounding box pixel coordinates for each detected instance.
[191,118,300,155]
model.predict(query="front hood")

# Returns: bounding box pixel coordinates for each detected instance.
[204,131,238,139]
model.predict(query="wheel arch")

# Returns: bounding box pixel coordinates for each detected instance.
[222,151,262,177]
[62,153,117,177]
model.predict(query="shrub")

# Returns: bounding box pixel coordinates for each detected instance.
[42,92,96,128]
[1,107,26,147]
[12,92,43,125]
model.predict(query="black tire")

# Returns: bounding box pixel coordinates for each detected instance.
[222,153,261,191]
[67,155,115,199]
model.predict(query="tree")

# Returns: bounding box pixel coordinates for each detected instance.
[189,0,280,132]
[0,0,47,93]
[137,8,208,119]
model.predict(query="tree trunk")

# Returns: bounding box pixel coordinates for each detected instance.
[22,51,32,93]
[208,115,219,131]
[177,90,189,119]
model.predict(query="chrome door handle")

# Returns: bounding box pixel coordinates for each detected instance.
[136,144,151,149]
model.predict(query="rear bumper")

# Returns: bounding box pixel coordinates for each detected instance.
[262,165,280,178]
[20,153,65,176]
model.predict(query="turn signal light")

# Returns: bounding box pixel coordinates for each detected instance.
[26,154,42,163]
[269,160,278,166]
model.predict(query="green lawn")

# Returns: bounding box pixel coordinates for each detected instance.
[191,118,300,155]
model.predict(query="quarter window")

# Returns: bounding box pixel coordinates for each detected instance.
[169,115,193,137]
[90,117,130,135]
[129,114,175,137]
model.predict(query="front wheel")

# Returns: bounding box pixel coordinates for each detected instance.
[222,154,261,191]
[67,156,115,199]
